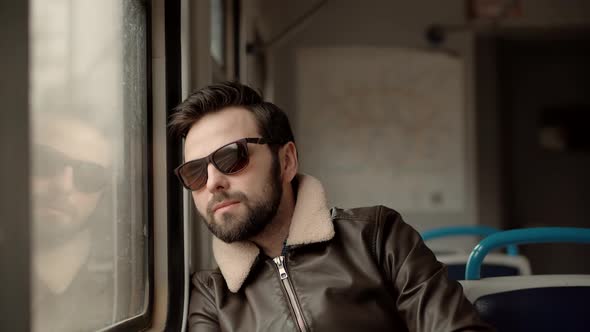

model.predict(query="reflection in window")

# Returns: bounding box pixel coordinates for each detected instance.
[29,1,148,331]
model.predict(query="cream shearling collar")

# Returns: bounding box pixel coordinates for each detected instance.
[211,174,335,293]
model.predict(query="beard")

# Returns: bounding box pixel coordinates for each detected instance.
[32,197,92,250]
[200,157,283,243]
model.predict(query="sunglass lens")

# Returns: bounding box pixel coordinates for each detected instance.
[34,145,108,193]
[213,142,248,174]
[180,160,208,190]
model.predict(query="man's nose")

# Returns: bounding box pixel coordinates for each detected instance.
[51,166,75,192]
[205,163,229,193]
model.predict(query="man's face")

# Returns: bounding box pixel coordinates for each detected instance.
[32,117,111,249]
[184,107,283,243]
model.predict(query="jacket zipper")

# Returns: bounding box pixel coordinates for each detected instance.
[273,256,308,332]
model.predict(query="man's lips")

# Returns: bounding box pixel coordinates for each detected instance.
[212,201,239,212]
[38,205,70,216]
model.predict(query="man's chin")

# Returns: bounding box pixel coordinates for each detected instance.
[209,222,245,243]
[33,217,86,249]
[208,220,254,244]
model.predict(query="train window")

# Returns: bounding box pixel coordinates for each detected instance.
[29,0,150,331]
[211,0,226,68]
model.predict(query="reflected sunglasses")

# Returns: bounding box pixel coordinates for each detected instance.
[175,137,282,191]
[34,145,109,193]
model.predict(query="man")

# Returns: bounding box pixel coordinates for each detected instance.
[169,81,493,331]
[32,114,114,332]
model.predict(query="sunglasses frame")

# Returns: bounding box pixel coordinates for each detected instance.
[174,137,279,191]
[34,144,109,193]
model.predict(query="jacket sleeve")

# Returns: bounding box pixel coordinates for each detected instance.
[188,272,221,332]
[374,206,495,332]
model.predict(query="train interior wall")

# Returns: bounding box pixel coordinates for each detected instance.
[236,0,590,265]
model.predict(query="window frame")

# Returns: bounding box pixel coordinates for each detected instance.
[0,1,31,331]
[1,1,156,331]
[163,0,187,331]
[98,0,155,331]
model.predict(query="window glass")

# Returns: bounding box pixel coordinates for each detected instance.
[29,1,148,331]
[211,0,225,67]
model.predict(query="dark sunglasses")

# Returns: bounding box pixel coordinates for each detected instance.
[33,144,109,193]
[175,137,281,191]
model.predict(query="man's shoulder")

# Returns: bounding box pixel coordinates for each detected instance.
[191,269,224,289]
[330,205,402,223]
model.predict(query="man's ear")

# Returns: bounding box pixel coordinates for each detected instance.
[280,142,298,183]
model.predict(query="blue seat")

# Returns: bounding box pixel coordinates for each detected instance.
[461,227,590,332]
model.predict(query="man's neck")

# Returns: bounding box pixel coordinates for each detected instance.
[250,184,295,258]
[34,229,91,294]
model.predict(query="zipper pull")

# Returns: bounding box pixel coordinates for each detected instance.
[273,256,288,280]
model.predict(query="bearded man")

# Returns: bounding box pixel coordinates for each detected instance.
[169,81,493,332]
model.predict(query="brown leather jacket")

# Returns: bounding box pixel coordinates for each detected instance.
[188,175,493,332]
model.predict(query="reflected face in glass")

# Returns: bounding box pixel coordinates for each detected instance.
[32,117,112,248]
[184,107,283,243]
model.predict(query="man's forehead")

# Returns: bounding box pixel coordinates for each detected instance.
[184,107,260,160]
[34,117,111,167]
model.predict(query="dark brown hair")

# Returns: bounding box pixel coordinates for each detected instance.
[168,81,295,152]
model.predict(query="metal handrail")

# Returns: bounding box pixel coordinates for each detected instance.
[465,227,590,280]
[421,225,519,256]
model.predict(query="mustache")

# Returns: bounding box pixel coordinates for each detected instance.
[207,191,248,214]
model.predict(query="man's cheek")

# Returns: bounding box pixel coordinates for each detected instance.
[193,196,208,215]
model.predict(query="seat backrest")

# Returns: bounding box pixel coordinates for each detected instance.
[461,227,590,331]
[460,275,590,332]
[440,253,530,280]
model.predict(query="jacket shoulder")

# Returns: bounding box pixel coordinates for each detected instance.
[191,269,225,290]
[331,206,410,262]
